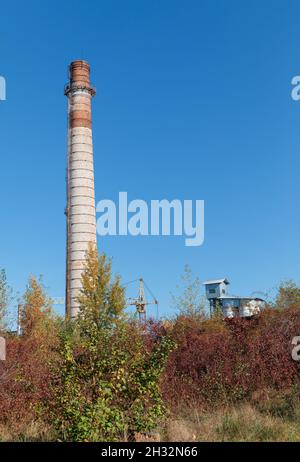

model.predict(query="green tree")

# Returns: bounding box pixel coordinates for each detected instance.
[274,280,300,310]
[50,244,174,441]
[76,243,125,334]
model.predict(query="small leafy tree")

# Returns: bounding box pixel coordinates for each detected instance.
[51,244,174,441]
[21,276,54,338]
[171,265,206,320]
[0,269,12,331]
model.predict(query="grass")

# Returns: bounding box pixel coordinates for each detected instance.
[163,404,300,442]
[1,403,300,442]
[0,421,55,442]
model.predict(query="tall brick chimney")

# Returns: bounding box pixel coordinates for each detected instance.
[65,60,97,319]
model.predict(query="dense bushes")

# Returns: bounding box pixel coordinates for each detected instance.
[0,250,174,441]
[47,246,174,442]
[163,306,300,410]
[48,321,173,441]
[0,335,53,429]
[1,266,300,441]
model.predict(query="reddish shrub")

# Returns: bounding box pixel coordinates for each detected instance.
[0,335,54,427]
[163,308,300,409]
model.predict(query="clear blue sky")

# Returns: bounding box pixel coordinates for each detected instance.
[1,0,299,319]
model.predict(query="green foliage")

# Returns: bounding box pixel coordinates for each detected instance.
[77,245,125,321]
[211,300,224,321]
[50,246,175,441]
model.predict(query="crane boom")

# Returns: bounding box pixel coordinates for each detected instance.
[126,278,158,321]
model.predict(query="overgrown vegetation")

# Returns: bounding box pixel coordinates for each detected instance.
[0,269,12,331]
[1,262,300,442]
[48,245,174,442]
[171,265,205,319]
